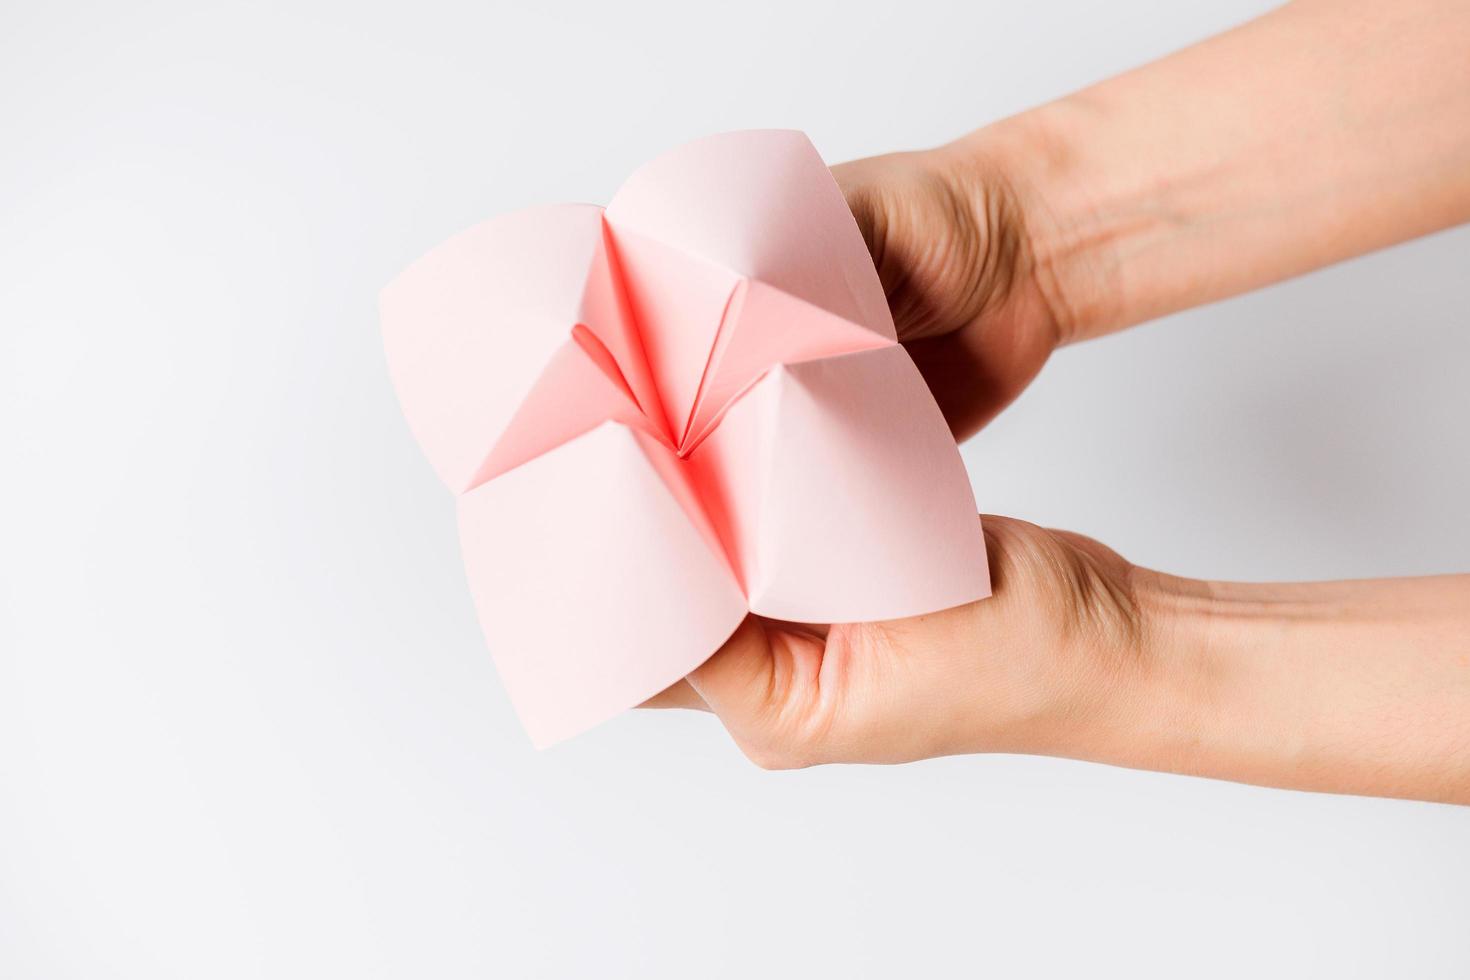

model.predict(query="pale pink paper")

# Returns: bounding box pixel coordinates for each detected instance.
[381,130,990,747]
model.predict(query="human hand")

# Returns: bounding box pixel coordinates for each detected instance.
[645,515,1470,802]
[643,516,1144,768]
[831,143,1065,440]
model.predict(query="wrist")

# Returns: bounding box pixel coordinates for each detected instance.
[1087,570,1337,785]
[1079,571,1470,802]
[938,108,1132,347]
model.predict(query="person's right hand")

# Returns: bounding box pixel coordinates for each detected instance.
[832,140,1066,439]
[643,515,1147,769]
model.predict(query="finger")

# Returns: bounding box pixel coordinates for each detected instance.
[637,679,709,711]
[685,616,776,721]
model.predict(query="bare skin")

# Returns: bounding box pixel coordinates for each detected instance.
[646,0,1470,804]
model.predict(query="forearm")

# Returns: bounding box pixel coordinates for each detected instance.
[1084,570,1470,803]
[960,0,1470,341]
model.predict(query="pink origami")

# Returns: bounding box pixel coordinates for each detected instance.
[381,130,991,746]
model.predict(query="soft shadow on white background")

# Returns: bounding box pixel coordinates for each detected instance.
[2,1,1467,977]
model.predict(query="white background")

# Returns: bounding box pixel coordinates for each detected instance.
[4,1,1468,976]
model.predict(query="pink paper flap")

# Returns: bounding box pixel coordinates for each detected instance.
[458,421,747,747]
[603,224,742,445]
[693,346,990,623]
[381,204,612,494]
[684,279,895,451]
[605,130,896,343]
[469,334,653,487]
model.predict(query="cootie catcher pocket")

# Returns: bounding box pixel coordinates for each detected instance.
[382,130,991,746]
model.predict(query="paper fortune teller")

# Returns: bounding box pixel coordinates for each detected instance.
[382,130,991,746]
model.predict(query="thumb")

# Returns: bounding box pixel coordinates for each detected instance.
[686,617,835,770]
[685,617,776,722]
